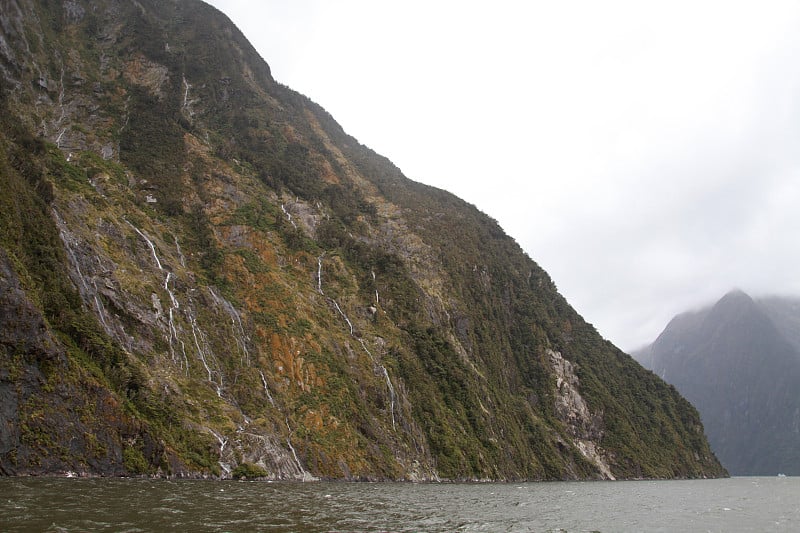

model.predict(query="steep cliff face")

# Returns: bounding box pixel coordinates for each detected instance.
[634,291,800,475]
[0,0,725,480]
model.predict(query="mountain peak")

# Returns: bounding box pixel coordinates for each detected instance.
[706,289,763,328]
[635,292,800,475]
[717,288,754,306]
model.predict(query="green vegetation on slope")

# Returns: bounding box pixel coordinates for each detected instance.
[0,0,724,479]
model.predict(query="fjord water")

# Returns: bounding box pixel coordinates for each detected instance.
[1,477,797,532]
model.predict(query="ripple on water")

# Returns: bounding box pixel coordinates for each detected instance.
[0,477,798,532]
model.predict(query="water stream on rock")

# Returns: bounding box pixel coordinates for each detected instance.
[317,255,397,430]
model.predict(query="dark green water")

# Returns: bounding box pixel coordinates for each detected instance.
[1,477,797,532]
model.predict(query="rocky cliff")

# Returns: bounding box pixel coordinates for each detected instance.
[634,290,800,475]
[0,0,725,480]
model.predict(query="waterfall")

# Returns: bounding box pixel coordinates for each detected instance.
[360,339,396,430]
[189,316,213,382]
[54,68,67,148]
[174,235,186,267]
[93,296,110,331]
[208,428,231,476]
[208,287,251,366]
[332,300,355,335]
[164,271,179,310]
[317,255,397,430]
[126,220,185,367]
[285,418,310,481]
[317,254,324,295]
[127,220,223,390]
[258,370,276,407]
[281,204,297,229]
[52,208,114,337]
[189,313,223,396]
[181,75,197,118]
[53,209,89,292]
[182,76,191,110]
[169,307,189,372]
[210,428,228,454]
[128,222,164,270]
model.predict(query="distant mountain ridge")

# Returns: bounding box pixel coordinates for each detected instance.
[634,290,800,475]
[0,0,724,480]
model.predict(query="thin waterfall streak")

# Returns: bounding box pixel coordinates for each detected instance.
[54,67,67,146]
[168,307,189,371]
[317,255,324,294]
[360,338,396,430]
[285,419,308,481]
[93,295,110,331]
[174,235,186,267]
[210,428,228,454]
[64,240,88,290]
[54,209,117,338]
[167,307,176,362]
[128,222,163,270]
[208,287,250,366]
[331,300,354,335]
[182,76,191,109]
[164,271,179,309]
[190,317,213,383]
[190,312,224,395]
[179,339,189,376]
[259,370,276,407]
[281,204,297,228]
[384,366,396,430]
[317,254,397,430]
[53,209,89,292]
[127,220,189,374]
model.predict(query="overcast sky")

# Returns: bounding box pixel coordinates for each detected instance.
[204,0,800,351]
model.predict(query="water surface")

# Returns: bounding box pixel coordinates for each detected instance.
[1,477,797,532]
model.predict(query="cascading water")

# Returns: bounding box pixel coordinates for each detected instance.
[182,76,191,111]
[188,312,224,396]
[181,75,198,119]
[258,370,276,407]
[189,316,213,382]
[285,418,311,482]
[127,220,223,391]
[208,428,231,476]
[317,254,324,295]
[281,204,297,229]
[208,287,251,366]
[53,68,67,148]
[126,220,182,362]
[332,300,355,335]
[174,235,187,268]
[317,255,397,430]
[52,208,114,336]
[169,306,189,372]
[359,338,396,430]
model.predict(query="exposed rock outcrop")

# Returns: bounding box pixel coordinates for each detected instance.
[550,349,614,479]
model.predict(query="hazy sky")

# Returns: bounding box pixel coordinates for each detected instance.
[204,0,800,351]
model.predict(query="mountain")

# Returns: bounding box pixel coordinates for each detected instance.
[0,0,724,480]
[633,290,800,475]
